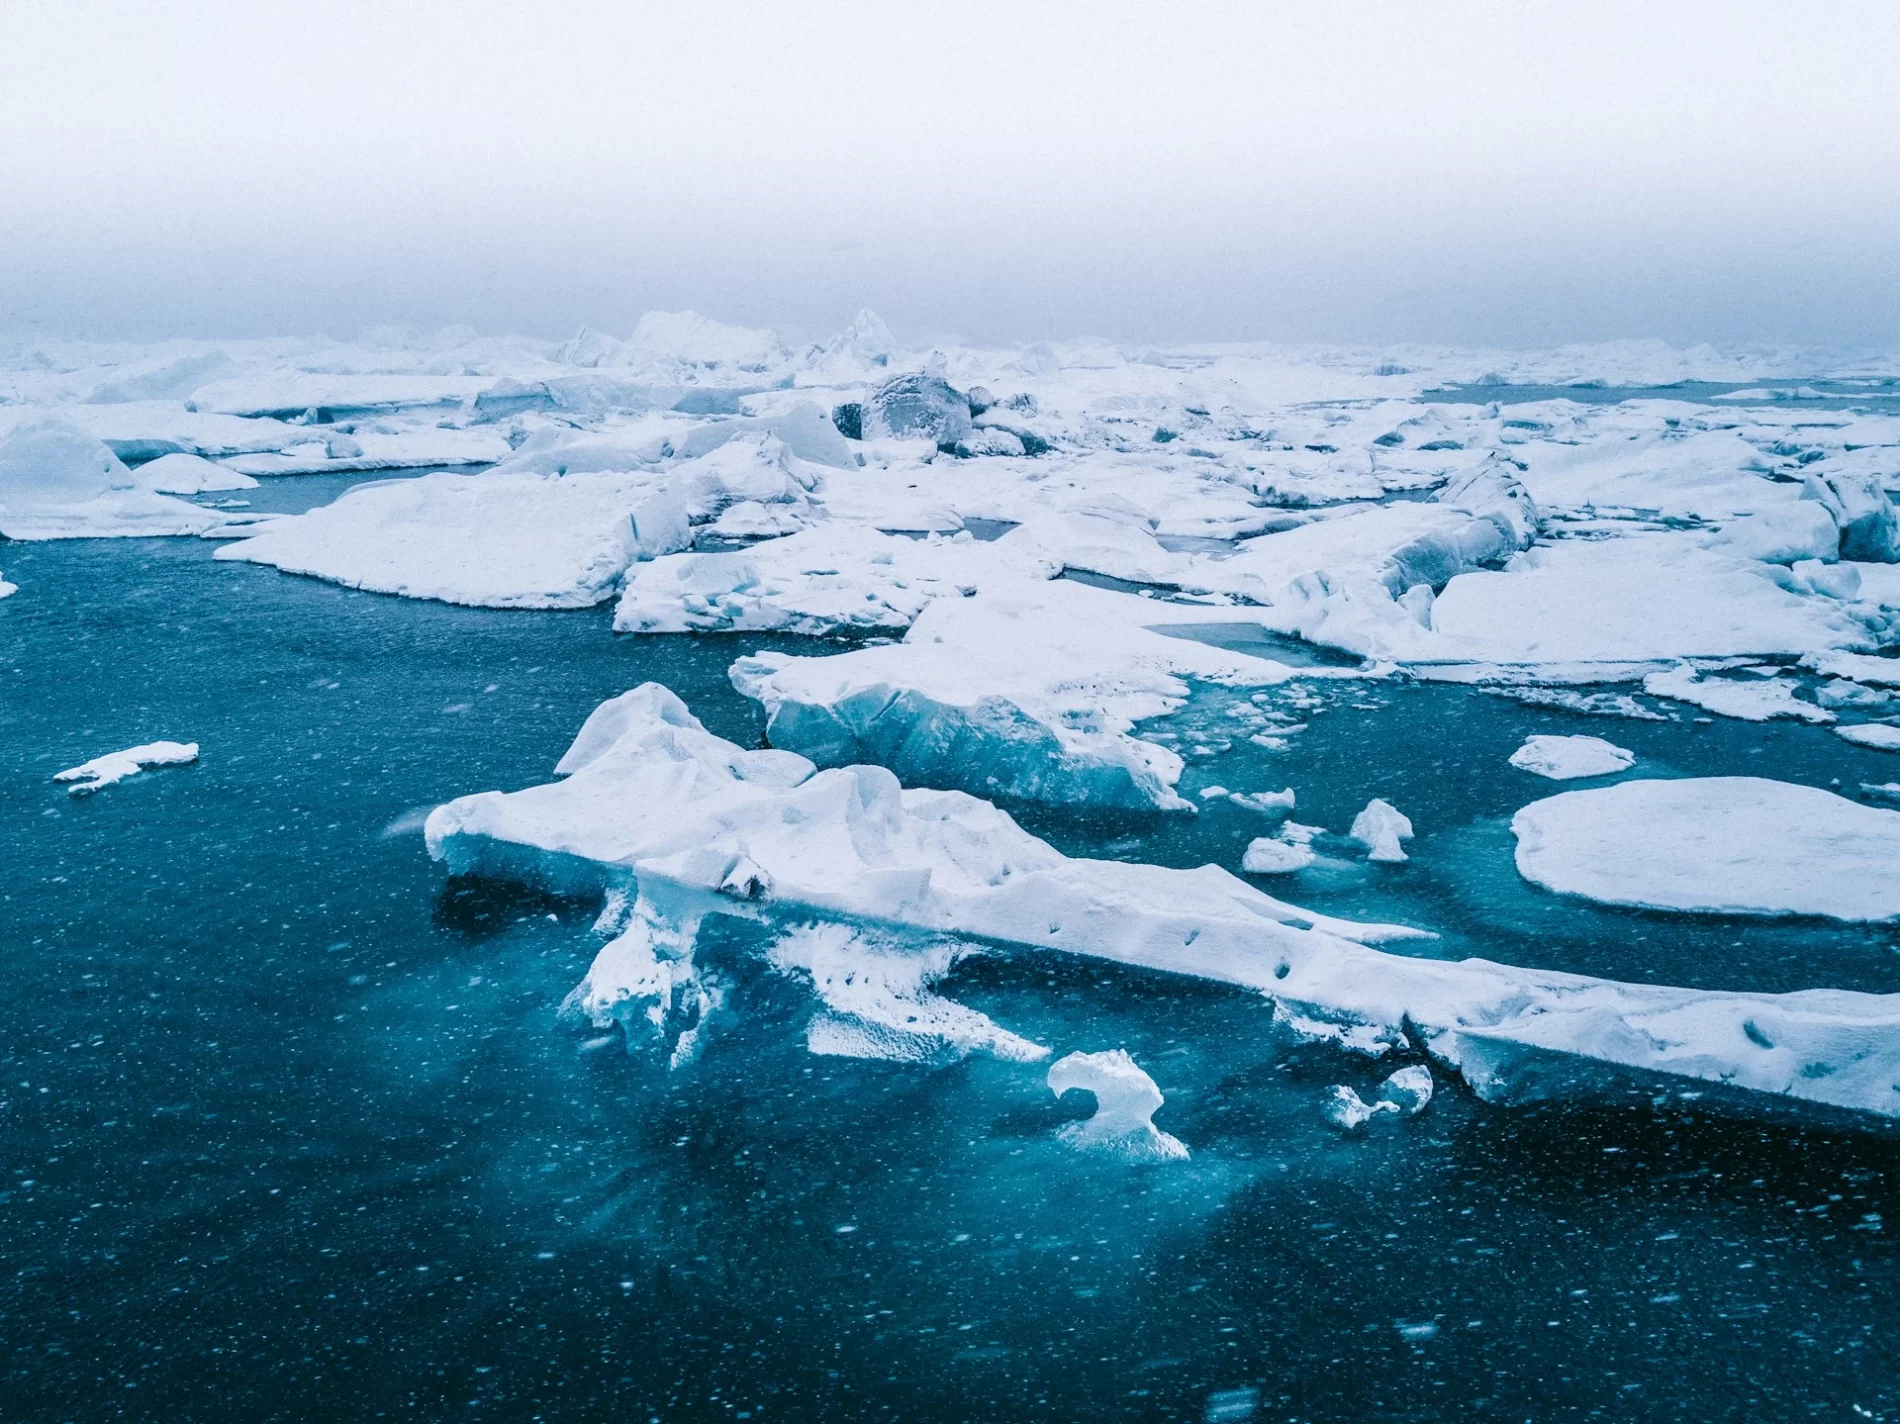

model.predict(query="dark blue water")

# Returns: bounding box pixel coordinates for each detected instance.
[3,531,1898,1422]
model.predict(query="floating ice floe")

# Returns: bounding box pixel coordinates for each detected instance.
[0,570,14,599]
[1837,724,1900,751]
[1642,664,1834,724]
[1508,734,1636,780]
[426,687,1900,1125]
[55,741,199,795]
[1513,776,1900,921]
[0,418,223,540]
[1047,1050,1189,1162]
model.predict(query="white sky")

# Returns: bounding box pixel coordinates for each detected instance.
[4,0,1898,346]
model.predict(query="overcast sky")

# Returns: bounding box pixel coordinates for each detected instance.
[4,0,1898,348]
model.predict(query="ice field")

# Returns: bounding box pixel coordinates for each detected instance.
[5,316,1900,1418]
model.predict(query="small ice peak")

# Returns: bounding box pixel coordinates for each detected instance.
[54,740,198,796]
[1508,734,1635,781]
[1323,1066,1434,1131]
[1350,798,1413,863]
[0,571,15,599]
[1241,836,1315,875]
[769,922,1046,1066]
[1047,1049,1189,1162]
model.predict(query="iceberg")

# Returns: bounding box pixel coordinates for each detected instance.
[55,740,199,795]
[1508,734,1636,780]
[1241,836,1317,875]
[426,686,1900,1126]
[1349,798,1414,863]
[1512,777,1900,922]
[0,418,222,540]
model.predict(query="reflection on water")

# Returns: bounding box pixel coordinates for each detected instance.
[1,531,1895,1421]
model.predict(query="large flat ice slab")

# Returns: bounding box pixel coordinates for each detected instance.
[426,687,1900,1125]
[1513,777,1900,922]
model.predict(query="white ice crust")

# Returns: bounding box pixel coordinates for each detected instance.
[426,687,1900,1125]
[1512,777,1900,922]
[1508,734,1636,780]
[54,741,199,795]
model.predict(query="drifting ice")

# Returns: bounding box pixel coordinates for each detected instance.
[55,741,199,795]
[1508,734,1636,781]
[1047,1049,1189,1162]
[426,686,1900,1125]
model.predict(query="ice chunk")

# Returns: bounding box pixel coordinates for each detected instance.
[1513,777,1900,921]
[1508,734,1635,781]
[1374,453,1540,596]
[770,923,1046,1065]
[621,310,790,376]
[1790,558,1862,600]
[1230,787,1296,815]
[1323,1084,1399,1131]
[1643,665,1833,724]
[862,372,973,447]
[426,687,1900,1123]
[54,740,198,795]
[1379,1065,1434,1115]
[671,402,858,471]
[1837,724,1900,751]
[1047,1050,1188,1161]
[1350,798,1413,863]
[1707,502,1840,565]
[133,451,258,494]
[1241,837,1316,874]
[1803,466,1899,563]
[0,418,219,539]
[0,571,14,599]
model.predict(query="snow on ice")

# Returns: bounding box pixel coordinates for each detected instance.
[1508,734,1636,780]
[426,687,1900,1125]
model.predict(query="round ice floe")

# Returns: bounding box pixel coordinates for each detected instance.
[1047,1049,1188,1162]
[1508,734,1635,781]
[1512,776,1900,921]
[1837,724,1900,751]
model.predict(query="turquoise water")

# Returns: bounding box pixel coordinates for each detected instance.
[2,530,1897,1422]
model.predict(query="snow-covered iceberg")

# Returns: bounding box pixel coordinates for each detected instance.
[426,686,1900,1126]
[0,418,222,539]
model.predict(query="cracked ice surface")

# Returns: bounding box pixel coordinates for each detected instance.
[426,685,1900,1125]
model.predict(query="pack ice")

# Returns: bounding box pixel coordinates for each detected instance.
[426,687,1900,1125]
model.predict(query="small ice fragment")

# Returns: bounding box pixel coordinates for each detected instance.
[1837,724,1900,751]
[1323,1084,1400,1131]
[54,741,198,796]
[1241,836,1316,875]
[1229,787,1295,815]
[1048,1049,1188,1161]
[1198,785,1229,799]
[1379,1065,1434,1115]
[1508,734,1634,781]
[1350,798,1413,863]
[0,571,14,599]
[1395,1320,1440,1342]
[1204,1387,1260,1422]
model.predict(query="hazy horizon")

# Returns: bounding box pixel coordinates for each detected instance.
[6,0,1898,349]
